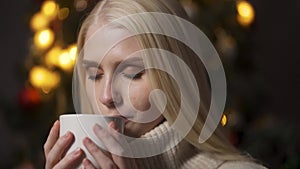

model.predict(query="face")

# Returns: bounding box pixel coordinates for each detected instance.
[82,35,164,137]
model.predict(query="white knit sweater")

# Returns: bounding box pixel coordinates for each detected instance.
[132,121,267,169]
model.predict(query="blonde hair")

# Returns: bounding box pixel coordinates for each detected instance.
[76,0,252,161]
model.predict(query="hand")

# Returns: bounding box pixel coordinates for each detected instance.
[82,122,138,169]
[44,120,85,169]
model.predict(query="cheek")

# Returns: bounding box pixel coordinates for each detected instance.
[128,83,152,111]
[85,80,93,100]
[85,80,98,109]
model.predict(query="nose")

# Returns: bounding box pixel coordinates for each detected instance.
[98,76,120,108]
[99,77,114,107]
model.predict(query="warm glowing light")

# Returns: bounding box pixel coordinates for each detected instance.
[30,13,49,31]
[59,51,71,65]
[45,46,62,67]
[236,0,255,26]
[41,1,58,19]
[68,44,77,61]
[46,46,76,70]
[29,66,60,91]
[58,51,74,71]
[221,114,227,126]
[30,67,46,88]
[34,29,55,49]
[237,1,253,17]
[58,8,70,20]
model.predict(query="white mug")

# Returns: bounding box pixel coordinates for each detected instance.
[59,114,125,168]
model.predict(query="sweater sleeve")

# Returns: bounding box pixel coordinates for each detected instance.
[218,161,268,169]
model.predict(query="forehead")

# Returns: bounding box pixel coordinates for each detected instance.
[82,23,141,62]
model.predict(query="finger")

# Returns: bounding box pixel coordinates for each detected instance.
[45,132,74,168]
[83,137,118,169]
[82,158,96,169]
[93,124,126,156]
[92,124,137,169]
[44,120,60,156]
[53,148,85,169]
[110,155,138,169]
[94,124,136,168]
[108,121,120,132]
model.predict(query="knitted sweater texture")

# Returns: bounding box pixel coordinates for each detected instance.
[132,121,267,169]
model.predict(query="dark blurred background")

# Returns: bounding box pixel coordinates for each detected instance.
[0,0,299,168]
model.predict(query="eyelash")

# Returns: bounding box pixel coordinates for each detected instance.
[122,72,143,79]
[88,74,103,81]
[87,71,144,81]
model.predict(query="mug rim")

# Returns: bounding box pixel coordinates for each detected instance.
[60,114,124,118]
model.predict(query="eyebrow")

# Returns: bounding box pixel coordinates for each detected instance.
[82,60,99,68]
[120,57,144,68]
[82,57,144,69]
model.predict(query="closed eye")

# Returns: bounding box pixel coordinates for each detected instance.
[121,71,144,79]
[88,74,103,81]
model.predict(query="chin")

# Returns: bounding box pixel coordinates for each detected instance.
[123,122,144,138]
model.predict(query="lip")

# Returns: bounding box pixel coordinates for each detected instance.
[109,114,124,118]
[125,116,136,125]
[110,114,132,124]
[124,118,131,124]
[121,116,133,124]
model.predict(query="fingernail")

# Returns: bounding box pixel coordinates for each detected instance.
[94,124,102,131]
[84,137,92,144]
[52,120,59,128]
[109,121,116,129]
[82,158,89,166]
[63,131,71,139]
[73,147,82,156]
[53,120,58,126]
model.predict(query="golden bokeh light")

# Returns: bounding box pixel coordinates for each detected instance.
[58,50,74,71]
[68,44,77,61]
[59,51,71,65]
[45,45,76,71]
[45,46,62,67]
[221,114,227,126]
[29,66,60,92]
[58,8,70,20]
[236,0,255,26]
[41,1,58,19]
[34,29,55,49]
[30,12,49,31]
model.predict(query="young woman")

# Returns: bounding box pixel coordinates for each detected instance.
[44,0,267,168]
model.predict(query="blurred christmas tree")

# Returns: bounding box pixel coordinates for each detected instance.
[9,0,299,168]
